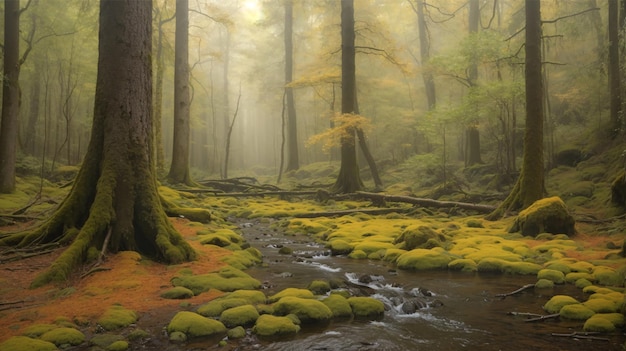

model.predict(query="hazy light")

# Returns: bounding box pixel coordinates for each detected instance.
[243,0,263,22]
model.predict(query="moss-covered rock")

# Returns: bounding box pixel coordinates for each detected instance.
[197,298,249,317]
[224,289,267,305]
[348,249,367,259]
[169,331,187,343]
[0,336,58,351]
[107,340,129,351]
[268,288,314,303]
[329,239,353,255]
[509,197,575,236]
[448,258,478,272]
[307,280,331,295]
[90,334,125,349]
[321,294,353,318]
[575,278,593,289]
[382,248,407,263]
[273,296,332,323]
[21,324,58,338]
[591,313,625,327]
[565,272,595,283]
[559,303,595,320]
[160,286,194,299]
[537,269,565,284]
[535,278,554,289]
[583,297,621,313]
[252,314,300,337]
[227,326,247,339]
[396,249,452,271]
[98,305,138,331]
[167,311,227,338]
[219,304,260,328]
[593,266,623,286]
[171,267,261,294]
[543,295,580,314]
[347,297,385,319]
[38,327,85,346]
[583,314,616,332]
[393,225,445,250]
[278,246,293,255]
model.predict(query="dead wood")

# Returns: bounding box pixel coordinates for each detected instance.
[523,313,559,322]
[0,248,58,263]
[294,207,411,218]
[495,283,535,298]
[551,332,609,341]
[353,191,497,214]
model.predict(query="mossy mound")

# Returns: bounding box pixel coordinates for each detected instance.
[347,297,385,319]
[220,249,263,270]
[197,298,249,317]
[224,289,267,305]
[583,297,621,313]
[353,240,395,257]
[160,286,194,299]
[393,225,446,250]
[396,249,452,271]
[328,239,353,255]
[22,324,58,337]
[591,313,625,328]
[575,278,593,288]
[199,228,244,247]
[535,279,554,289]
[565,272,595,283]
[476,257,541,275]
[543,295,580,314]
[0,336,58,351]
[448,258,478,272]
[308,280,331,295]
[107,340,129,351]
[167,311,227,338]
[253,314,300,337]
[558,303,595,320]
[171,266,261,295]
[509,197,575,236]
[227,326,247,339]
[39,327,85,346]
[583,314,616,332]
[90,334,125,349]
[272,296,332,323]
[348,250,367,259]
[268,288,314,303]
[592,266,623,286]
[537,269,565,284]
[220,304,260,328]
[321,294,353,318]
[98,305,138,331]
[382,248,407,263]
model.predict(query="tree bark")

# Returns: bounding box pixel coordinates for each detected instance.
[415,0,436,110]
[0,0,21,193]
[284,0,299,172]
[608,0,622,135]
[154,6,173,175]
[333,0,363,194]
[168,0,193,185]
[0,0,203,287]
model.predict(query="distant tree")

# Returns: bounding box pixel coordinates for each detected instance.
[284,0,299,172]
[0,0,206,287]
[333,0,363,194]
[168,0,194,185]
[464,0,483,167]
[608,0,622,135]
[411,0,436,110]
[486,0,544,219]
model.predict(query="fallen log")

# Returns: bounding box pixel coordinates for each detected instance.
[551,332,609,341]
[353,191,497,214]
[294,207,412,218]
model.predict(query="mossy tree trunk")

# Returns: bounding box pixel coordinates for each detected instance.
[486,0,544,220]
[0,0,199,288]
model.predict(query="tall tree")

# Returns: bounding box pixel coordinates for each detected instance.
[168,0,193,184]
[284,0,299,172]
[332,0,363,194]
[0,0,21,193]
[608,0,622,135]
[486,0,544,219]
[465,0,483,166]
[413,0,436,110]
[0,0,207,287]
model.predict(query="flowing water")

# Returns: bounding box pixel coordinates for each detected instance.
[130,218,625,351]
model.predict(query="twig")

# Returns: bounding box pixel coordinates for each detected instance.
[496,283,535,297]
[507,312,543,318]
[551,332,610,341]
[0,249,57,263]
[80,266,111,279]
[98,227,113,265]
[524,313,559,322]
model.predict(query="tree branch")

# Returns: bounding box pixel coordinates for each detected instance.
[543,7,600,24]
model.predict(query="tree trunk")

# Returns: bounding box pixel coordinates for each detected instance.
[0,0,21,193]
[221,29,231,179]
[487,0,544,219]
[465,125,483,166]
[415,0,436,110]
[464,0,482,167]
[333,0,363,194]
[0,0,203,288]
[284,0,299,172]
[168,0,193,185]
[154,6,173,175]
[22,59,41,156]
[609,0,622,135]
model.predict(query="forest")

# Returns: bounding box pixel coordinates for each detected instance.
[0,0,625,350]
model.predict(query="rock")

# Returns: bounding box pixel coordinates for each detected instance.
[167,311,227,338]
[98,305,138,331]
[219,304,260,328]
[307,280,331,295]
[537,269,565,284]
[252,314,300,336]
[543,295,579,314]
[169,331,187,343]
[160,286,194,299]
[321,294,353,318]
[509,197,575,237]
[0,336,57,351]
[348,297,385,319]
[40,327,86,346]
[273,296,332,323]
[227,326,247,339]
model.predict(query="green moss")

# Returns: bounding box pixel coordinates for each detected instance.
[537,269,565,284]
[90,334,125,349]
[465,219,484,228]
[509,196,575,236]
[268,288,314,303]
[321,294,353,318]
[382,248,407,263]
[535,279,554,289]
[40,327,85,346]
[308,280,331,295]
[160,286,194,299]
[328,239,353,255]
[256,304,274,315]
[272,296,332,323]
[22,324,58,337]
[223,290,267,305]
[583,314,616,332]
[565,272,596,283]
[253,314,300,336]
[542,262,571,274]
[575,278,593,288]
[353,241,395,256]
[127,329,149,340]
[593,266,623,286]
[569,261,595,273]
[107,340,129,351]
[0,336,58,351]
[448,258,477,272]
[98,305,138,331]
[278,246,293,255]
[503,261,542,275]
[220,250,262,270]
[227,326,247,339]
[167,311,227,338]
[592,313,625,327]
[348,249,367,259]
[220,304,260,328]
[583,298,621,313]
[348,297,385,319]
[393,225,444,250]
[543,295,580,314]
[169,331,187,343]
[171,268,261,294]
[396,249,452,271]
[197,298,249,317]
[559,303,595,320]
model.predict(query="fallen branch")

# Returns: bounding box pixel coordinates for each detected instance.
[551,332,609,341]
[80,266,111,279]
[524,313,559,322]
[353,191,497,214]
[0,249,57,263]
[496,283,535,298]
[294,207,411,218]
[507,312,544,318]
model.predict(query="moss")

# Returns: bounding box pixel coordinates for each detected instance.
[593,266,623,286]
[535,279,554,289]
[0,336,58,351]
[22,324,58,337]
[565,272,595,283]
[583,298,621,313]
[90,334,125,348]
[537,269,565,284]
[227,326,247,339]
[220,250,262,270]
[253,314,300,336]
[509,196,575,236]
[448,258,477,272]
[167,311,227,338]
[393,225,444,250]
[592,313,625,327]
[328,239,353,255]
[569,261,594,273]
[98,305,138,331]
[40,327,85,346]
[127,329,149,340]
[197,298,249,317]
[542,262,571,274]
[353,241,395,256]
[543,295,580,314]
[272,296,332,323]
[308,280,331,295]
[321,294,353,318]
[575,278,593,288]
[476,257,509,273]
[348,249,367,259]
[583,314,616,332]
[503,261,542,275]
[171,268,261,294]
[465,219,484,228]
[268,288,314,303]
[256,304,274,315]
[559,303,595,320]
[169,331,187,343]
[107,340,129,351]
[382,248,407,263]
[223,290,267,305]
[160,286,194,299]
[278,246,293,255]
[396,249,452,271]
[220,304,260,328]
[348,297,385,319]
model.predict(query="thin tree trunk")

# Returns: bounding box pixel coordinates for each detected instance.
[609,0,622,135]
[415,0,436,110]
[284,0,299,172]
